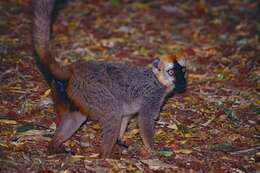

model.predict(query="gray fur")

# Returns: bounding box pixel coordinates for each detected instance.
[68,60,167,118]
[66,60,169,156]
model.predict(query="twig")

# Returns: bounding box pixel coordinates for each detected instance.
[230,146,260,155]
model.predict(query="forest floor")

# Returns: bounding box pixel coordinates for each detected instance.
[0,0,259,172]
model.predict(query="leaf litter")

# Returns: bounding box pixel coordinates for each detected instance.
[0,0,259,172]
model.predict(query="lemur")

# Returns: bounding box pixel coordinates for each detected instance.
[32,0,187,157]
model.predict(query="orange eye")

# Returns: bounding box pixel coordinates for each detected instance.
[167,69,175,76]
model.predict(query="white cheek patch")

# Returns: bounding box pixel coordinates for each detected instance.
[164,63,174,70]
[177,58,186,67]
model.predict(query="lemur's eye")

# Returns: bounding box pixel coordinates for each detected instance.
[167,69,175,76]
[182,67,186,73]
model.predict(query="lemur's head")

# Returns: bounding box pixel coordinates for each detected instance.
[152,54,187,92]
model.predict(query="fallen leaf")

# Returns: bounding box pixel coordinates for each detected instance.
[175,148,193,154]
[84,164,108,173]
[91,123,101,130]
[110,0,120,6]
[0,119,17,125]
[249,104,260,114]
[131,2,149,10]
[167,123,178,130]
[217,73,225,80]
[16,124,35,133]
[208,143,233,151]
[89,153,99,158]
[141,159,177,170]
[133,170,144,173]
[202,115,216,126]
[125,128,139,139]
[159,149,174,157]
[42,89,51,97]
[0,140,8,147]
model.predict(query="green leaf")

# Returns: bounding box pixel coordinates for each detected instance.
[224,108,238,121]
[131,2,149,10]
[208,143,232,151]
[249,104,260,114]
[221,12,239,22]
[225,15,239,22]
[16,124,35,133]
[158,44,181,55]
[110,0,120,6]
[159,149,173,157]
[177,123,192,137]
[47,112,56,118]
[217,73,225,80]
[134,170,144,173]
[0,140,8,147]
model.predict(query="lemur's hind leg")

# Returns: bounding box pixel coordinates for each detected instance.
[51,80,72,125]
[100,112,122,158]
[67,81,123,157]
[48,111,86,153]
[116,115,132,148]
[119,116,132,140]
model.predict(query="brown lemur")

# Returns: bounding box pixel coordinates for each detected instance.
[32,0,187,157]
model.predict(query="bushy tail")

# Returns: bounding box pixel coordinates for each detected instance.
[32,0,71,82]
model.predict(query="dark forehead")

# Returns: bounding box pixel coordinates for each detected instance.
[173,60,183,69]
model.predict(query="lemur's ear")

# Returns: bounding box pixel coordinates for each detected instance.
[152,57,160,69]
[177,58,186,67]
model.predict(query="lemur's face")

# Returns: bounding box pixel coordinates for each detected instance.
[152,54,187,92]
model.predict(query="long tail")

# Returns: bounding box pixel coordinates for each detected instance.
[32,0,71,82]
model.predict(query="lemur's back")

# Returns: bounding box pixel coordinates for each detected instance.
[69,61,164,103]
